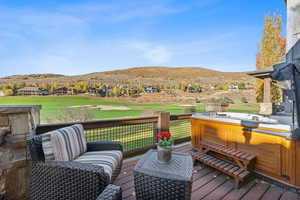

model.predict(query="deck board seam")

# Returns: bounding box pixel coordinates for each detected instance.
[204,180,235,200]
[192,172,222,192]
[199,176,228,200]
[257,185,272,200]
[238,182,257,200]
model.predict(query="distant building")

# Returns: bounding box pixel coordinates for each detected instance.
[0,90,4,96]
[228,84,239,90]
[186,85,201,93]
[129,88,139,96]
[87,88,98,95]
[52,87,76,95]
[144,86,160,93]
[53,87,68,95]
[17,87,41,96]
[39,89,49,96]
[186,85,196,93]
[67,87,77,95]
[98,89,106,97]
[119,85,128,96]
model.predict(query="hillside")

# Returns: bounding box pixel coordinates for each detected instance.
[2,73,65,80]
[79,67,254,88]
[0,66,255,88]
[0,66,256,103]
[86,66,249,80]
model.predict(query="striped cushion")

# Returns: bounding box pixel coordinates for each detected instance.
[74,151,122,180]
[42,124,87,161]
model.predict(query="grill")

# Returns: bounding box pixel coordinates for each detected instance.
[271,39,300,139]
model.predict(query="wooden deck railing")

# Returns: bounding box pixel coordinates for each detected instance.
[36,113,192,157]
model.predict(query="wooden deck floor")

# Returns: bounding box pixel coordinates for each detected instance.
[114,143,300,200]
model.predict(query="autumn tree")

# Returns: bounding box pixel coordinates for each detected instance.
[256,13,286,103]
[75,81,89,93]
[112,86,121,97]
[179,81,188,91]
[3,89,14,96]
[50,82,59,92]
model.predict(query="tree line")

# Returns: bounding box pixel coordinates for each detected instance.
[0,81,205,97]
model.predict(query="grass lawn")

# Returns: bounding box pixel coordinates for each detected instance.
[0,96,259,152]
[0,96,259,123]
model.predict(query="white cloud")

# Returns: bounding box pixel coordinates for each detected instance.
[59,1,186,23]
[128,41,172,64]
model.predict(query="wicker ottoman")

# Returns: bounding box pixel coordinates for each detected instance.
[134,149,193,200]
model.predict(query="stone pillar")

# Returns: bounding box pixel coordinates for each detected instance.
[259,78,273,115]
[0,105,41,200]
[263,78,272,103]
[286,0,300,52]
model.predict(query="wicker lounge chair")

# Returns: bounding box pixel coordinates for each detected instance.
[27,124,123,200]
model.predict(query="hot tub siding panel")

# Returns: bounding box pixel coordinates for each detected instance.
[296,140,300,186]
[192,118,299,188]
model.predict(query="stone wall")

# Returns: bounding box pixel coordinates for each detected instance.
[0,106,41,200]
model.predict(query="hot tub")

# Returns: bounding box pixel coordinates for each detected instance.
[192,112,292,138]
[191,112,300,188]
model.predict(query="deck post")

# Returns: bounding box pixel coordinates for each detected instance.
[153,112,170,144]
[157,112,170,132]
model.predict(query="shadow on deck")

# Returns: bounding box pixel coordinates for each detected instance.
[114,143,300,200]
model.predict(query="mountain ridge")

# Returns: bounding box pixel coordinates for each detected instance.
[0,66,254,89]
[1,66,251,80]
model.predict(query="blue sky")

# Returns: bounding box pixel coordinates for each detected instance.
[0,0,286,77]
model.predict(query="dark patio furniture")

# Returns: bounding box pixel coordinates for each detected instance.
[31,161,122,200]
[27,125,123,200]
[95,184,122,200]
[133,149,193,200]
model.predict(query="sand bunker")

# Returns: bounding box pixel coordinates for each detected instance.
[67,105,131,110]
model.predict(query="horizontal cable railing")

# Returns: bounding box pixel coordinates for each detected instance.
[84,122,155,153]
[36,113,192,157]
[170,119,191,140]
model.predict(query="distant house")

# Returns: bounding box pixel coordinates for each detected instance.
[119,85,128,96]
[129,88,139,96]
[98,89,106,97]
[39,89,49,96]
[144,86,160,93]
[186,85,201,93]
[67,87,77,95]
[186,85,196,93]
[228,84,239,90]
[0,90,4,96]
[53,87,76,95]
[87,88,98,95]
[104,86,114,97]
[53,87,68,95]
[17,87,41,96]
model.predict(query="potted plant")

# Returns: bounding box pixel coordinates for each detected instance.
[156,131,174,163]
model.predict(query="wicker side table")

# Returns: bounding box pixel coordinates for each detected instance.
[134,149,193,200]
